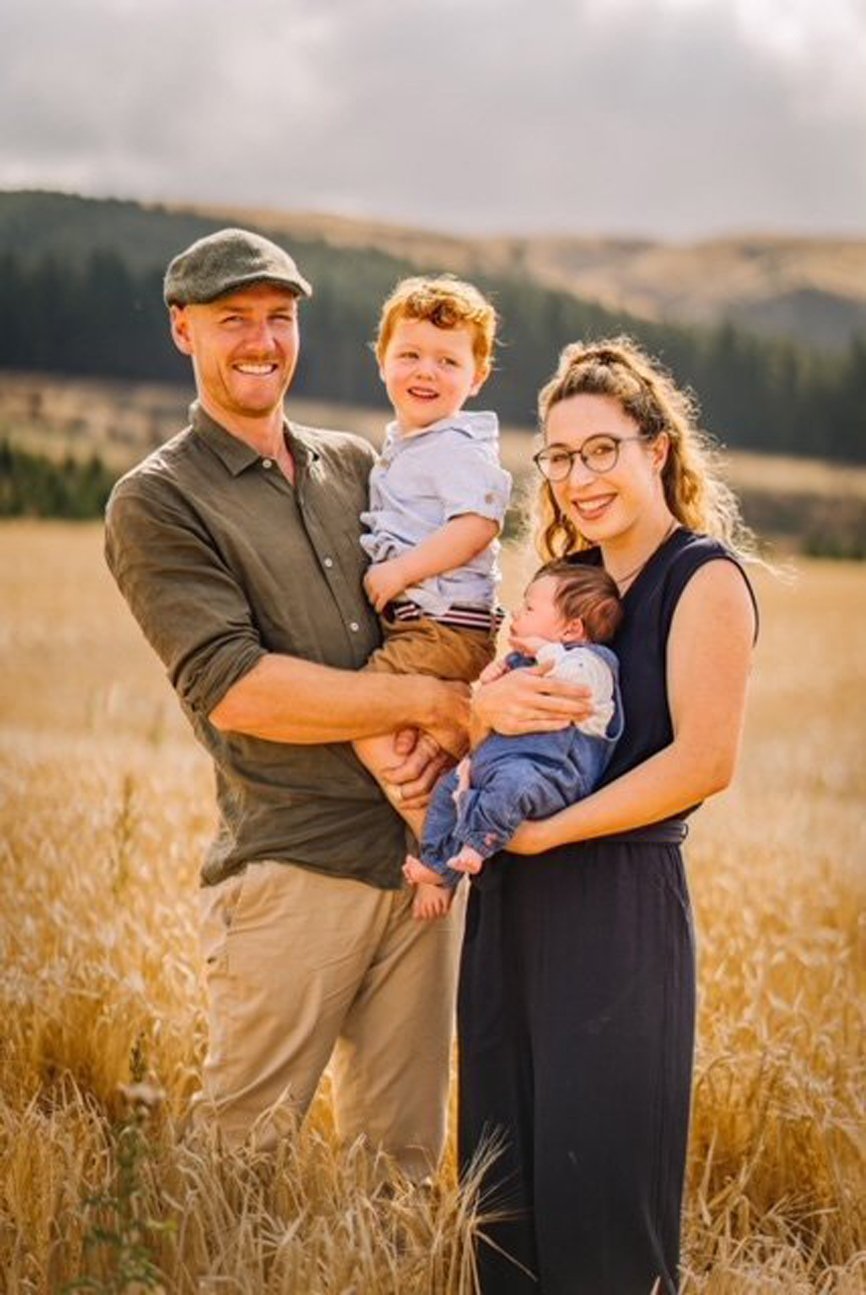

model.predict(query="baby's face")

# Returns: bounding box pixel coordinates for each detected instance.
[509,575,571,647]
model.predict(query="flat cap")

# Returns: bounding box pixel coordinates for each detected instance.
[163,227,312,306]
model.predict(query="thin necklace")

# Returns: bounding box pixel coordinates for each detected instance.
[608,518,679,590]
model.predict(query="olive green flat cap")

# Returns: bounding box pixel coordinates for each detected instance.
[164,227,313,306]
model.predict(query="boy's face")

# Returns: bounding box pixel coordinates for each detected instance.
[509,575,586,649]
[379,317,489,433]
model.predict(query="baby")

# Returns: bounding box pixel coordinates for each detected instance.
[404,561,624,915]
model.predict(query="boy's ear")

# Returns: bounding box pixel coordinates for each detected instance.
[469,360,491,397]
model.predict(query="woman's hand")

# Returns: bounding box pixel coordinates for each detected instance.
[472,659,593,736]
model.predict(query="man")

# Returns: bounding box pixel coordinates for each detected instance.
[105,228,472,1175]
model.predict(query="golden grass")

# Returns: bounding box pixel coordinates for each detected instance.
[1,522,864,1292]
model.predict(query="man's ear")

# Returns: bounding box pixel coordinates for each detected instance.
[169,305,194,357]
[469,360,491,397]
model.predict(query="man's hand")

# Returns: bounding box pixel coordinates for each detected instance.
[364,558,409,613]
[472,658,593,736]
[381,728,453,810]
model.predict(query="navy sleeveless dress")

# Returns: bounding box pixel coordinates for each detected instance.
[457,528,757,1295]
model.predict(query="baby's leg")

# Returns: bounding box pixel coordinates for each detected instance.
[353,733,426,838]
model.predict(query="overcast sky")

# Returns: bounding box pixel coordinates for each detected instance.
[2,0,864,239]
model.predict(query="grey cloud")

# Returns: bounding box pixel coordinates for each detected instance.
[0,0,863,236]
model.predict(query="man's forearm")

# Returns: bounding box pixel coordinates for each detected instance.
[209,652,462,744]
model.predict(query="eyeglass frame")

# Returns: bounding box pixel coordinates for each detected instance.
[532,433,654,482]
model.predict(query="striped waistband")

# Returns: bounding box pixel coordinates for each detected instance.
[597,819,689,846]
[384,600,505,634]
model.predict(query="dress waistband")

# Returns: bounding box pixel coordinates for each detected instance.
[596,819,689,846]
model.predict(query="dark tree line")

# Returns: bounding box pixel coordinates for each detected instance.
[0,244,863,463]
[0,439,115,518]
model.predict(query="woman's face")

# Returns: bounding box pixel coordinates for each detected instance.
[543,392,667,545]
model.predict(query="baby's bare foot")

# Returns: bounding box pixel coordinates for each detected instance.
[403,854,445,887]
[451,845,484,875]
[412,882,454,921]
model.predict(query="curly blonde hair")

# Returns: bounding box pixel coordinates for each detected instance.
[533,336,755,562]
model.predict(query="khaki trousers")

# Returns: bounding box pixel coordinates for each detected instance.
[196,860,465,1176]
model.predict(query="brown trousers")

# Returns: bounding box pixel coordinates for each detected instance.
[365,614,495,681]
[195,859,465,1176]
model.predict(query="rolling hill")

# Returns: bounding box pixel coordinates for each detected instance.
[178,201,866,353]
[0,190,863,467]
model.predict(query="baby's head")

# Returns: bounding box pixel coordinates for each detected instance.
[375,276,497,432]
[510,562,623,648]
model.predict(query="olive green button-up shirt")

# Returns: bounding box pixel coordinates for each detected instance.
[105,402,407,888]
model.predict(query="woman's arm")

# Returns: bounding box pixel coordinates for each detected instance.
[507,560,756,853]
[363,514,498,612]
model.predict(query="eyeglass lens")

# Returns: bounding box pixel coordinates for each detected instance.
[537,435,620,480]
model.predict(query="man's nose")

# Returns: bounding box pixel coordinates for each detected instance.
[248,318,278,349]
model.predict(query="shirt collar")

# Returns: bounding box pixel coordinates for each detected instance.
[191,402,320,478]
[384,409,498,448]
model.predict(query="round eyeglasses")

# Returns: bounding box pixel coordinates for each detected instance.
[533,434,651,482]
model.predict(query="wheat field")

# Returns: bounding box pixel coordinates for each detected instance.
[0,521,864,1293]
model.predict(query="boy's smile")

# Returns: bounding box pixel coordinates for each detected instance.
[379,317,489,434]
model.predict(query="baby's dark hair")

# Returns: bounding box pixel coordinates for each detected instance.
[535,560,623,644]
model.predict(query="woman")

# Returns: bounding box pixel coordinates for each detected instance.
[458,338,758,1294]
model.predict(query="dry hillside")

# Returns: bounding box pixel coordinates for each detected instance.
[174,201,866,350]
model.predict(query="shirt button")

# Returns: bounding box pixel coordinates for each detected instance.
[262,458,273,469]
[323,557,334,568]
[349,622,360,633]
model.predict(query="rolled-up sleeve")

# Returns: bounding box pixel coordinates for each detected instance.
[434,435,511,525]
[105,482,265,718]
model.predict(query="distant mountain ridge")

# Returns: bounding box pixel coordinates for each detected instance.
[3,189,864,351]
[179,201,866,352]
[1,190,863,465]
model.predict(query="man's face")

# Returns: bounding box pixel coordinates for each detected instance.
[170,283,300,426]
